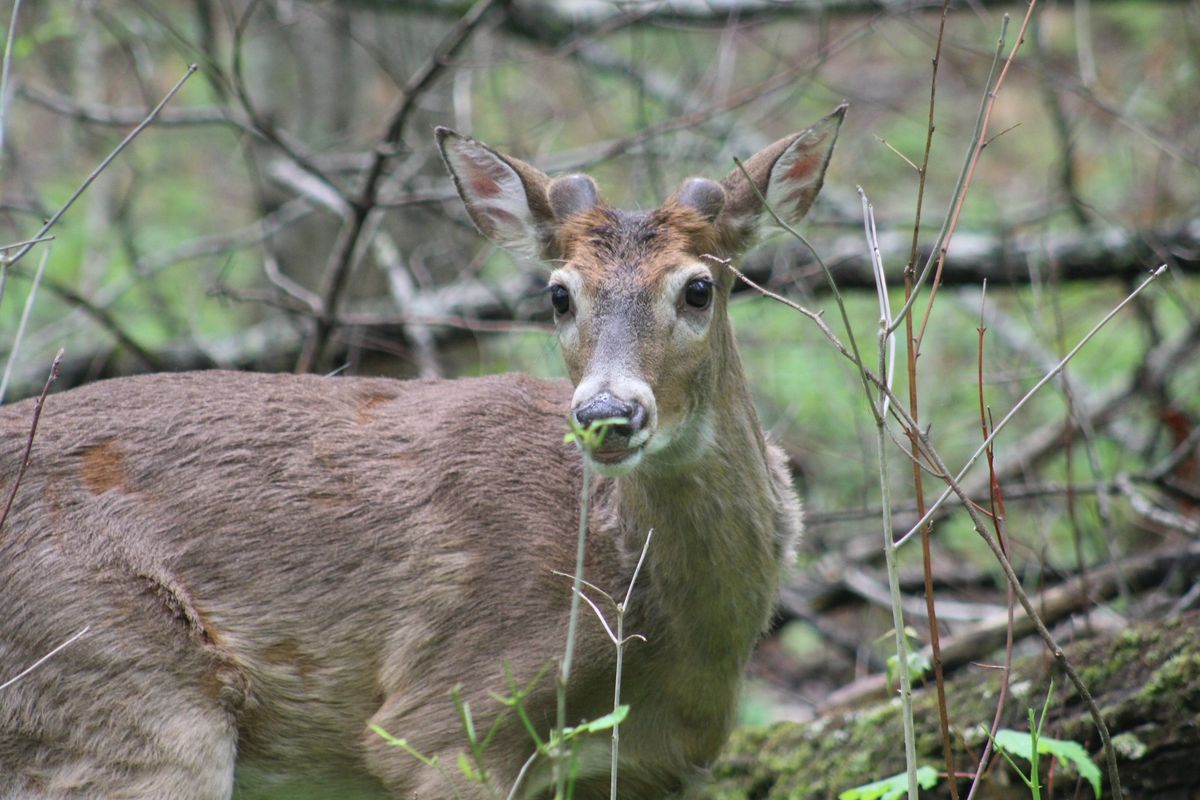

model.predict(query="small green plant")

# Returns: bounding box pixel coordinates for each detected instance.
[984,681,1102,799]
[371,724,471,800]
[556,414,629,800]
[372,697,502,800]
[883,626,932,691]
[371,416,636,800]
[562,416,628,449]
[369,724,439,768]
[839,765,940,800]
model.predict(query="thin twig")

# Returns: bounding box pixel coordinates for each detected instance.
[0,0,22,159]
[0,349,62,537]
[861,185,918,800]
[902,4,959,791]
[18,82,247,130]
[8,270,162,371]
[730,153,880,426]
[0,235,54,253]
[0,625,90,692]
[557,450,592,797]
[886,14,1011,337]
[914,0,1040,350]
[6,65,198,271]
[612,528,653,800]
[0,245,50,404]
[897,266,1168,547]
[709,256,851,361]
[965,293,1016,800]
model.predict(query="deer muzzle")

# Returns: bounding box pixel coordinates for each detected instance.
[571,385,654,470]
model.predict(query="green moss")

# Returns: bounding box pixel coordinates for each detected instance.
[711,614,1200,799]
[1110,732,1148,761]
[1138,652,1200,702]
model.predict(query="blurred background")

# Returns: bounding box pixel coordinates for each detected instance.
[1,0,1198,738]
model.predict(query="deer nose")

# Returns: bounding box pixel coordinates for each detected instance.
[572,392,647,439]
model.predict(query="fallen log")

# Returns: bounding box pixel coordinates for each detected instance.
[707,612,1200,799]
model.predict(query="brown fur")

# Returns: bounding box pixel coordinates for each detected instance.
[79,440,130,495]
[556,203,727,291]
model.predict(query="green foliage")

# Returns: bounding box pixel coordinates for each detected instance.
[884,627,931,690]
[369,725,440,769]
[984,681,1102,800]
[371,681,626,797]
[563,416,629,451]
[838,765,940,800]
[5,6,77,59]
[992,729,1102,799]
[563,705,628,737]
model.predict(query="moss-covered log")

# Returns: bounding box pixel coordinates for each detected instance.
[706,613,1200,799]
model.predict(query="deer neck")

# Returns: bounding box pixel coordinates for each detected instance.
[615,323,784,670]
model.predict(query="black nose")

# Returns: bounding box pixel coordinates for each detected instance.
[572,392,647,440]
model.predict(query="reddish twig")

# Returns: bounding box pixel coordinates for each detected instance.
[0,350,63,537]
[901,1,959,794]
[965,290,1016,800]
[913,0,1039,351]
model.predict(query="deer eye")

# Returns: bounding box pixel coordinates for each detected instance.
[683,278,713,310]
[550,284,572,315]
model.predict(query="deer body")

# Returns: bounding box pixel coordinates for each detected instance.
[0,109,842,799]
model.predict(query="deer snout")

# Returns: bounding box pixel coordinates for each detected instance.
[572,391,647,441]
[569,376,657,473]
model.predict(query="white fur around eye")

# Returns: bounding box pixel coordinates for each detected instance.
[549,269,586,344]
[665,265,715,329]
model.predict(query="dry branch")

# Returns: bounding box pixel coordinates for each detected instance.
[361,0,1181,30]
[294,0,502,372]
[8,216,1196,401]
[810,541,1200,712]
[752,217,1200,293]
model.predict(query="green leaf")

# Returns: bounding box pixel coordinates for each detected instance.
[577,705,630,733]
[456,751,482,782]
[369,725,438,768]
[563,416,629,450]
[838,765,940,800]
[561,705,631,740]
[993,729,1102,798]
[886,650,932,689]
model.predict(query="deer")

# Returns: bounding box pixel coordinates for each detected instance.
[0,106,844,799]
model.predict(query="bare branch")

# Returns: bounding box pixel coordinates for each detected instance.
[295,0,502,373]
[6,64,198,270]
[0,350,62,536]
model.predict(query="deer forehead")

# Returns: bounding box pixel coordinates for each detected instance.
[555,203,722,294]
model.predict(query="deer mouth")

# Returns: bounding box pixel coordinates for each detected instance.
[583,441,648,472]
[591,445,643,465]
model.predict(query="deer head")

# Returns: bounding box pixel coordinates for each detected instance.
[438,110,844,478]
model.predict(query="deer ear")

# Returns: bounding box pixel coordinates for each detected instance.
[547,174,600,222]
[436,127,557,259]
[673,178,727,223]
[718,104,846,251]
